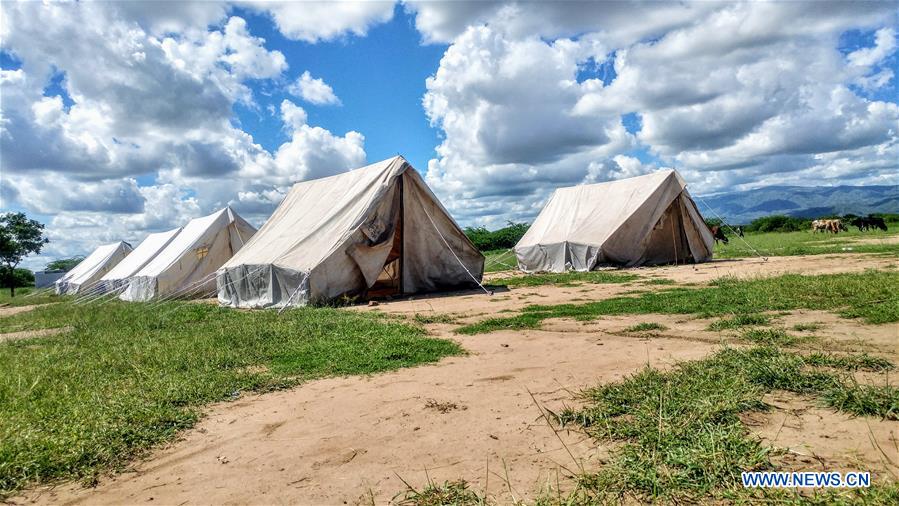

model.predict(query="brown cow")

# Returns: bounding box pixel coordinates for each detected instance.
[710,225,728,244]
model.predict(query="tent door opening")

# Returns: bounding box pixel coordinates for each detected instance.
[367,177,404,298]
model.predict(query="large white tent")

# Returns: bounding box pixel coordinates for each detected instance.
[97,227,182,293]
[217,156,484,308]
[55,241,132,295]
[515,169,714,271]
[121,208,256,301]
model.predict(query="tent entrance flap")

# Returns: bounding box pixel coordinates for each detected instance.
[364,177,404,298]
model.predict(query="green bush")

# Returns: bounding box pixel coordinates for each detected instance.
[464,221,529,251]
[745,215,810,233]
[0,267,34,288]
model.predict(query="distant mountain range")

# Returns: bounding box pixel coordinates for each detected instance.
[695,185,899,224]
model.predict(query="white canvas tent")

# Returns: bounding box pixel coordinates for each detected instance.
[97,227,182,293]
[55,241,132,295]
[515,169,714,272]
[121,208,256,301]
[217,156,484,308]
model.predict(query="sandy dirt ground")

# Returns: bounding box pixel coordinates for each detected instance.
[9,253,899,504]
[0,304,46,318]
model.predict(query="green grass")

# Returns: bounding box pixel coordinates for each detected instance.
[0,301,462,497]
[624,322,667,333]
[482,248,518,273]
[412,312,458,324]
[792,322,823,332]
[393,479,486,506]
[456,270,899,334]
[641,278,675,285]
[488,270,638,288]
[805,352,894,372]
[708,313,772,330]
[0,287,61,308]
[558,346,899,503]
[713,221,899,259]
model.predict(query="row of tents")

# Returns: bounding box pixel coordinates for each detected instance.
[56,156,714,308]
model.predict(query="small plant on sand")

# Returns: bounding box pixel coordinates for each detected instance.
[708,313,771,330]
[792,322,823,332]
[393,478,487,506]
[624,322,667,333]
[413,313,458,324]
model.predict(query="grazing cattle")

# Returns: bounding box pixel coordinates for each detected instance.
[869,217,888,231]
[849,216,887,232]
[736,226,744,238]
[812,219,844,233]
[710,225,728,244]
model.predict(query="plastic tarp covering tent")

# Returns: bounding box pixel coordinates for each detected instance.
[55,241,132,295]
[97,227,182,293]
[217,156,484,308]
[515,170,714,272]
[121,208,256,301]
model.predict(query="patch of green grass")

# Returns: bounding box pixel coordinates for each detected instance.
[740,328,802,346]
[456,271,899,334]
[805,352,894,372]
[412,313,458,325]
[393,479,486,506]
[708,313,772,330]
[558,346,899,503]
[624,322,667,333]
[482,248,518,273]
[792,322,823,332]
[0,288,61,308]
[0,301,462,497]
[641,278,675,285]
[489,270,638,288]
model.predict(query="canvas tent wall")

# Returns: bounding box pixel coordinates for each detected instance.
[55,241,132,295]
[217,156,484,309]
[121,208,256,302]
[515,169,714,272]
[97,227,182,293]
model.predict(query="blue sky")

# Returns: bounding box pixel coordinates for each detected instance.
[230,5,447,174]
[0,1,896,268]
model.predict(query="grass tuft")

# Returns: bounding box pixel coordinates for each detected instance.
[624,322,667,333]
[804,352,894,372]
[393,479,486,506]
[412,313,458,325]
[792,322,823,332]
[708,313,772,331]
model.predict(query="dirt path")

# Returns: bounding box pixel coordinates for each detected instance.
[0,304,47,318]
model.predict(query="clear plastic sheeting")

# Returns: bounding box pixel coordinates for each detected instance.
[54,241,132,295]
[217,156,484,309]
[120,207,256,302]
[515,170,714,271]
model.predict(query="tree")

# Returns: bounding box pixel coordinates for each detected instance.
[0,212,49,297]
[46,257,84,272]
